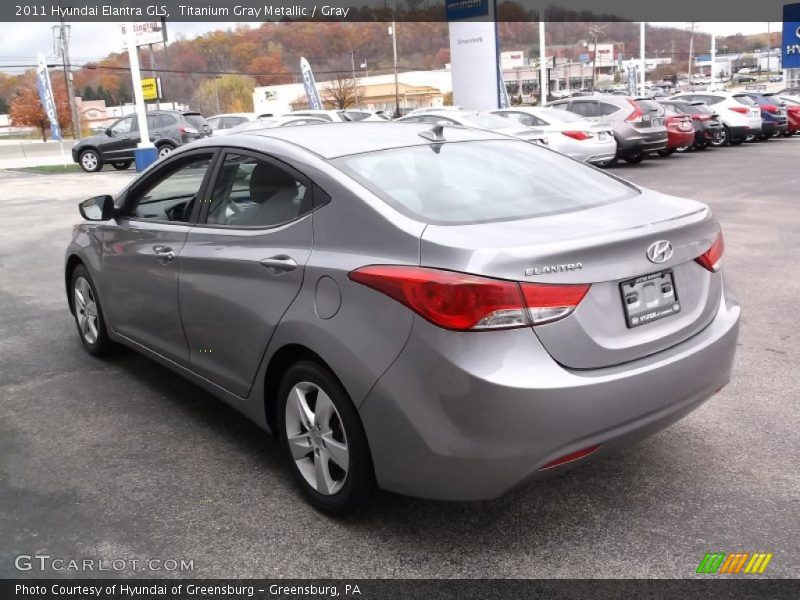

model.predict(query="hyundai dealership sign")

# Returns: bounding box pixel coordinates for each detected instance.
[784,3,800,69]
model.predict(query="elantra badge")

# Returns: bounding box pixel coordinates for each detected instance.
[646,240,673,264]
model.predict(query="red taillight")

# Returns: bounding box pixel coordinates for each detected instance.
[561,130,593,141]
[695,231,725,273]
[520,281,590,325]
[729,107,748,114]
[539,444,601,470]
[761,104,778,114]
[625,99,644,123]
[348,266,590,331]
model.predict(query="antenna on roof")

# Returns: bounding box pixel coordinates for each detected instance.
[418,124,446,143]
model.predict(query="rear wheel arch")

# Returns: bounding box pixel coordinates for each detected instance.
[263,344,345,435]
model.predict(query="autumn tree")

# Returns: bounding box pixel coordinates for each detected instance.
[321,72,362,109]
[191,74,255,115]
[9,81,71,141]
[248,53,292,87]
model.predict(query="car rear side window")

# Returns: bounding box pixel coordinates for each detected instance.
[205,154,311,228]
[334,140,637,225]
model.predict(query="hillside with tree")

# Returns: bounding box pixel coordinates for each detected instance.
[0,21,775,120]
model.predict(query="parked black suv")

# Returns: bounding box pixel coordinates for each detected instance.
[72,110,210,172]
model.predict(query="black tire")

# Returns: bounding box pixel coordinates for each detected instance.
[710,127,729,147]
[278,360,375,516]
[70,265,113,356]
[156,143,175,159]
[78,149,103,173]
[622,150,645,164]
[112,160,132,170]
[729,136,744,146]
[657,148,676,157]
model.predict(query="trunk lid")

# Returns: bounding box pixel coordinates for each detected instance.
[420,189,722,369]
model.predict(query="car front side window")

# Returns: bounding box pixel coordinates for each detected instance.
[110,117,133,135]
[124,156,212,222]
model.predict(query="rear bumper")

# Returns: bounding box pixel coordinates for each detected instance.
[762,122,787,136]
[727,124,758,139]
[667,130,695,149]
[617,132,668,153]
[360,284,740,501]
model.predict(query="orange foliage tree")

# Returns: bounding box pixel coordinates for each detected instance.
[9,79,72,141]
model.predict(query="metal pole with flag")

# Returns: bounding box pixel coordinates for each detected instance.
[498,63,510,108]
[300,57,323,110]
[36,53,61,142]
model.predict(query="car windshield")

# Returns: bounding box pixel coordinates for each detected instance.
[334,140,638,225]
[460,113,518,130]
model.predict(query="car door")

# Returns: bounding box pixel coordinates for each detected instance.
[103,115,139,161]
[100,149,217,364]
[178,149,316,397]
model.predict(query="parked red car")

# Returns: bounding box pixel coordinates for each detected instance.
[658,109,695,156]
[779,97,800,135]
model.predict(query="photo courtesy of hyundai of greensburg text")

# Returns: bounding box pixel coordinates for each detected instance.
[0,1,797,599]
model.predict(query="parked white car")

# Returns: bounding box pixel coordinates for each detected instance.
[207,113,259,136]
[395,109,548,146]
[491,107,617,166]
[215,115,328,135]
[284,109,390,122]
[668,91,762,145]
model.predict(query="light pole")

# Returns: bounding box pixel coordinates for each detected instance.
[389,22,399,117]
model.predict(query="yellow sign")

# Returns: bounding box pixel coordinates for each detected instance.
[141,78,160,101]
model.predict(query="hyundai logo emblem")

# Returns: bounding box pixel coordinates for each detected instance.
[646,240,673,264]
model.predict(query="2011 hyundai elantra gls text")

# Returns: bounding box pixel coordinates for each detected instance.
[65,122,740,515]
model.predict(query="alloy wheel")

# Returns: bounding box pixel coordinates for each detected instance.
[74,276,99,344]
[158,146,173,159]
[81,152,98,171]
[284,381,349,496]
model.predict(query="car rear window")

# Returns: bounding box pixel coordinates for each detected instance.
[733,95,756,105]
[183,114,208,129]
[333,140,638,225]
[635,99,664,114]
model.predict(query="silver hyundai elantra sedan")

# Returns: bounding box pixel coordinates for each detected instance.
[65,122,740,515]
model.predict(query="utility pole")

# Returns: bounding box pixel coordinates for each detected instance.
[687,22,696,84]
[539,16,547,106]
[148,44,160,110]
[640,22,646,97]
[589,27,602,92]
[389,22,399,117]
[351,49,358,106]
[56,20,81,140]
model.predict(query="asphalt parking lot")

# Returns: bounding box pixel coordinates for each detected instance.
[1,138,798,579]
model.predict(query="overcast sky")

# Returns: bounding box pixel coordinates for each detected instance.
[0,21,784,74]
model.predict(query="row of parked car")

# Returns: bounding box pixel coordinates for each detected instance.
[71,89,799,172]
[396,89,799,168]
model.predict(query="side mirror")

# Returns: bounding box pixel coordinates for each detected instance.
[105,128,114,137]
[79,195,115,221]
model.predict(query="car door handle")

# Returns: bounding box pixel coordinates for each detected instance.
[153,245,176,261]
[259,255,297,274]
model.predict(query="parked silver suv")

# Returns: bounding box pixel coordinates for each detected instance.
[548,96,668,165]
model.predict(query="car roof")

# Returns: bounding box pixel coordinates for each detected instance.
[233,121,511,159]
